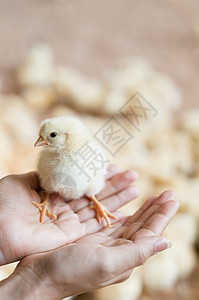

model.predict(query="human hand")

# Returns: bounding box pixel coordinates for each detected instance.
[7,190,178,300]
[0,165,138,265]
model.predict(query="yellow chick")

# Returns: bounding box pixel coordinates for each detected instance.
[33,116,116,226]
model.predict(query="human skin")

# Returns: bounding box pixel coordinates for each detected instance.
[0,165,139,265]
[0,188,178,299]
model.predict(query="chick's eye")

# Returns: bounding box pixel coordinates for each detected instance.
[50,132,57,138]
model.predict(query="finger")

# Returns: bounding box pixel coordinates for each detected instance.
[78,186,139,222]
[106,164,122,179]
[123,199,178,240]
[151,190,176,206]
[71,170,138,213]
[110,224,128,239]
[98,236,172,277]
[122,204,162,240]
[131,200,179,240]
[124,190,175,227]
[99,217,128,236]
[14,172,39,190]
[69,196,90,212]
[109,196,158,239]
[112,190,175,239]
[99,186,139,214]
[98,169,138,200]
[83,211,124,236]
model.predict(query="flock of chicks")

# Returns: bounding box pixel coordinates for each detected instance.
[0,44,199,300]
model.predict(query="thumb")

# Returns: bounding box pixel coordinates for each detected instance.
[132,236,172,268]
[107,236,172,275]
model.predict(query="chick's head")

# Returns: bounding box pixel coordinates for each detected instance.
[34,116,91,153]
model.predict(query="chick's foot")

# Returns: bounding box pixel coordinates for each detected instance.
[89,195,116,227]
[32,193,56,223]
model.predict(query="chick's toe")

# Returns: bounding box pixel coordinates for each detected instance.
[32,193,56,223]
[89,195,116,227]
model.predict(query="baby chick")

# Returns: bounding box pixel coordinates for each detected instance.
[33,116,116,226]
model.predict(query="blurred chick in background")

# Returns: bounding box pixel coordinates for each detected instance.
[33,116,116,226]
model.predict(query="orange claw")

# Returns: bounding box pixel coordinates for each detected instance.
[32,193,56,223]
[89,195,116,227]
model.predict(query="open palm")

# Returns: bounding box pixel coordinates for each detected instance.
[73,189,179,287]
[0,165,138,265]
[16,190,178,299]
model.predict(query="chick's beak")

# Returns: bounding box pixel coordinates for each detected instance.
[34,136,48,147]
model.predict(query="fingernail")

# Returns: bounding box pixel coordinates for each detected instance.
[154,238,172,253]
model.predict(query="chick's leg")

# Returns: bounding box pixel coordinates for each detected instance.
[32,192,56,223]
[89,195,116,227]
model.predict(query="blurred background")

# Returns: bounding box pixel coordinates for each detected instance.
[0,0,199,299]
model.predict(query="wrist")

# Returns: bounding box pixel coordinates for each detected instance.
[0,268,36,300]
[15,255,68,300]
[0,260,56,300]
